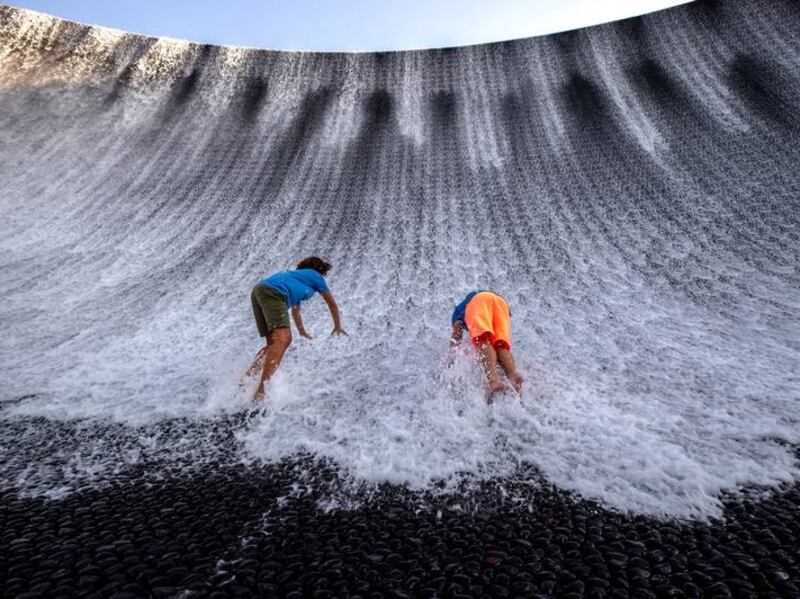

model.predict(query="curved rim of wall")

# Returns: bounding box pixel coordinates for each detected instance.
[1,1,695,55]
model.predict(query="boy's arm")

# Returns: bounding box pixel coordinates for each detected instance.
[445,322,464,368]
[291,306,313,339]
[450,321,464,346]
[320,291,348,336]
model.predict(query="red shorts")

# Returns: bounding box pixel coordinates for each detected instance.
[465,292,512,350]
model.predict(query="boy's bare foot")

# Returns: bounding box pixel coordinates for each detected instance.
[486,380,507,402]
[253,384,266,402]
[509,372,524,393]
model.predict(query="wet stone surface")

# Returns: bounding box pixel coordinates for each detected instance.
[2,462,799,598]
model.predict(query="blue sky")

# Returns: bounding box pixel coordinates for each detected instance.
[8,0,694,51]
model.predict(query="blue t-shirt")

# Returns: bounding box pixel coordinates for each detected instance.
[259,269,330,307]
[452,291,481,327]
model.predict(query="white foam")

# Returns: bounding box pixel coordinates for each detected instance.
[2,225,798,518]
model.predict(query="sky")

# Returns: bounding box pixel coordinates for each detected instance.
[7,0,694,52]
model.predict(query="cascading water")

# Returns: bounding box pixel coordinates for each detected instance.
[1,0,799,522]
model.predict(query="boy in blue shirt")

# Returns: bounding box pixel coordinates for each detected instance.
[248,256,347,401]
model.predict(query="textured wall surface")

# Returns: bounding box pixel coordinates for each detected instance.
[1,1,800,596]
[1,0,800,516]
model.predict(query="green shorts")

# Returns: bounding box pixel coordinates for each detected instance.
[251,285,290,337]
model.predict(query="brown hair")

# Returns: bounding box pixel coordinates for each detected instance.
[296,256,332,276]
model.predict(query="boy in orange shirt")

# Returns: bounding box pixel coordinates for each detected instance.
[450,291,524,400]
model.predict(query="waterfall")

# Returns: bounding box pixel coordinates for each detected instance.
[1,0,798,519]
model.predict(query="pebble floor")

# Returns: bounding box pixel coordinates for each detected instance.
[2,450,799,598]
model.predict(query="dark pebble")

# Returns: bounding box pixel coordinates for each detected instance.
[705,581,732,597]
[0,422,798,599]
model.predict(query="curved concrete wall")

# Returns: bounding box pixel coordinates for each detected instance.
[0,1,798,518]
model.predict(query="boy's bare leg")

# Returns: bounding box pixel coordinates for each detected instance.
[245,345,269,378]
[496,347,524,393]
[477,340,505,399]
[254,328,292,401]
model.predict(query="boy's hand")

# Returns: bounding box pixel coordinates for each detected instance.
[331,326,349,336]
